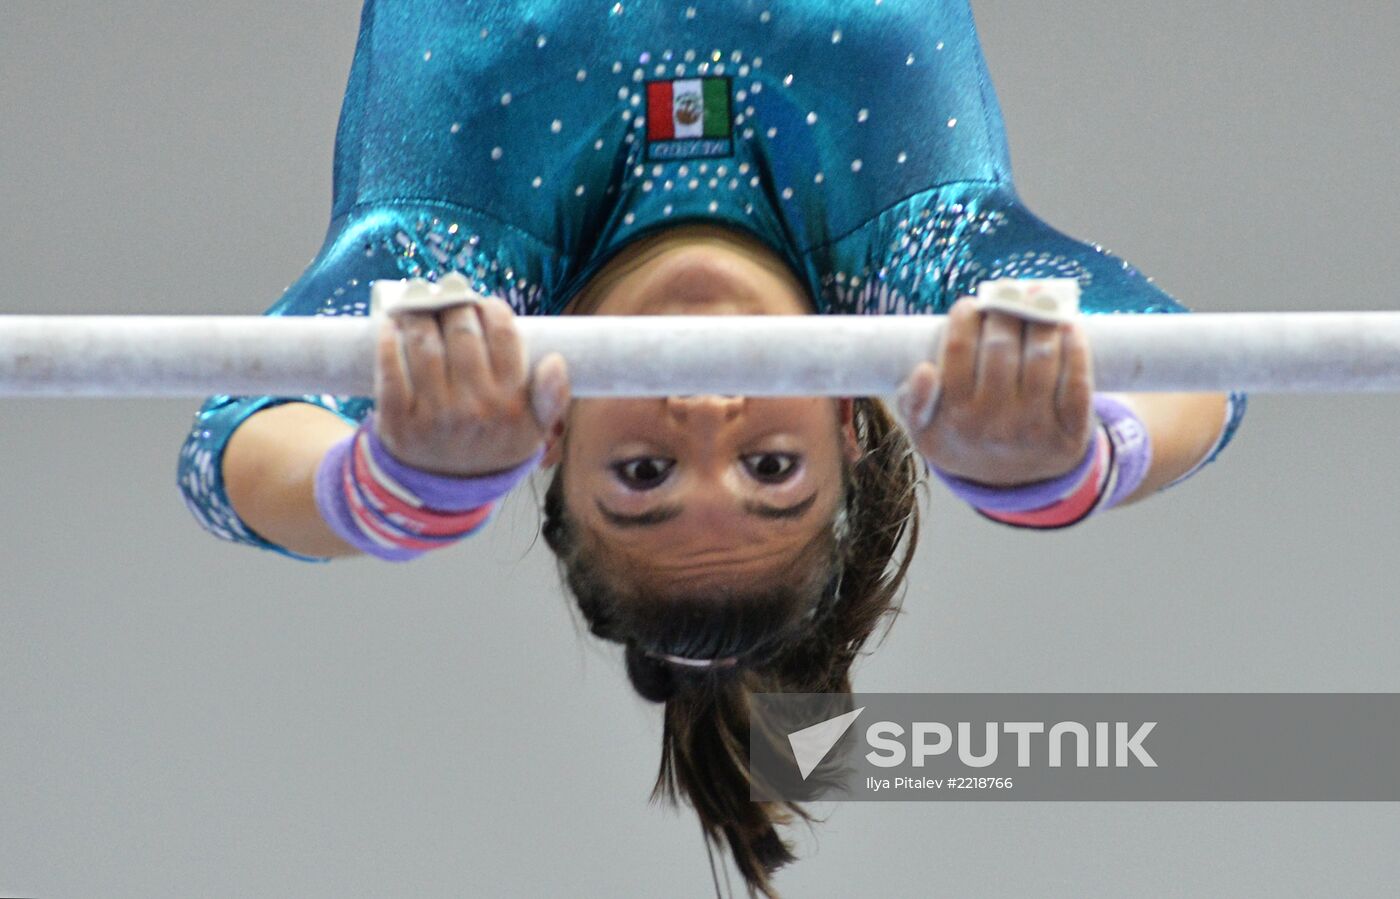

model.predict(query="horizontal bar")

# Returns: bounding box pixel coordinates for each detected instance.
[2,312,1400,398]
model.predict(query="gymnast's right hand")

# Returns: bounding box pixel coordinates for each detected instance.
[371,296,570,478]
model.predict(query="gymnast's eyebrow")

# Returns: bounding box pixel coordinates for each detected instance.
[594,491,820,528]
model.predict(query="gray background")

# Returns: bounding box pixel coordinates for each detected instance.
[2,1,1398,896]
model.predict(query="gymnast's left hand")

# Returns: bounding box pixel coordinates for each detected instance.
[894,297,1097,487]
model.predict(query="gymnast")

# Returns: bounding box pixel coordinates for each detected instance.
[176,1,1247,895]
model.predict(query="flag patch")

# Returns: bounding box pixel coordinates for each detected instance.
[645,77,733,161]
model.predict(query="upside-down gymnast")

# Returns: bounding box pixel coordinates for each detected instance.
[176,2,1247,895]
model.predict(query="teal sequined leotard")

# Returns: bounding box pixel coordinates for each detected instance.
[178,0,1248,561]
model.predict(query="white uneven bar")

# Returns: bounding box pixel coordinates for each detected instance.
[3,312,1400,397]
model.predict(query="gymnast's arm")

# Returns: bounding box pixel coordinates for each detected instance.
[1110,392,1231,506]
[223,403,363,559]
[899,299,1241,518]
[215,299,569,561]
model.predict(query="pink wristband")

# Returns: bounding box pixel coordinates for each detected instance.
[932,394,1153,530]
[977,427,1112,528]
[313,414,542,561]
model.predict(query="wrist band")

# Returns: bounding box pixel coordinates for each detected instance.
[357,411,544,510]
[974,426,1112,528]
[932,394,1152,529]
[1092,393,1153,511]
[931,423,1102,514]
[313,412,544,561]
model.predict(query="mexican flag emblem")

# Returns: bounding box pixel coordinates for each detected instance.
[645,77,733,160]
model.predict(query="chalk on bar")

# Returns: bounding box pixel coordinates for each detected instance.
[370,272,484,317]
[970,277,1081,324]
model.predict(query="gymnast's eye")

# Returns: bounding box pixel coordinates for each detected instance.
[743,452,800,484]
[613,457,674,489]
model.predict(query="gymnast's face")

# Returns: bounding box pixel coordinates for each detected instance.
[544,223,862,587]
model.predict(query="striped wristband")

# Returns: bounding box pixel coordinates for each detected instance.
[933,394,1152,529]
[313,412,544,561]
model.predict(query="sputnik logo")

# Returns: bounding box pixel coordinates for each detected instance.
[787,707,865,780]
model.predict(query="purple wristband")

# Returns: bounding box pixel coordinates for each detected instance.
[1093,394,1152,510]
[313,435,424,562]
[932,425,1100,514]
[931,394,1151,514]
[312,413,545,562]
[360,411,543,511]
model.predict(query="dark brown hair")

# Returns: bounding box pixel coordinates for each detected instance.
[540,397,925,897]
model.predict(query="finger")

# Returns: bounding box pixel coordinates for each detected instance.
[895,361,941,432]
[529,352,572,429]
[397,310,452,418]
[939,298,980,405]
[440,301,491,396]
[1019,320,1063,404]
[1055,324,1094,439]
[374,316,410,434]
[974,310,1023,405]
[476,296,528,389]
